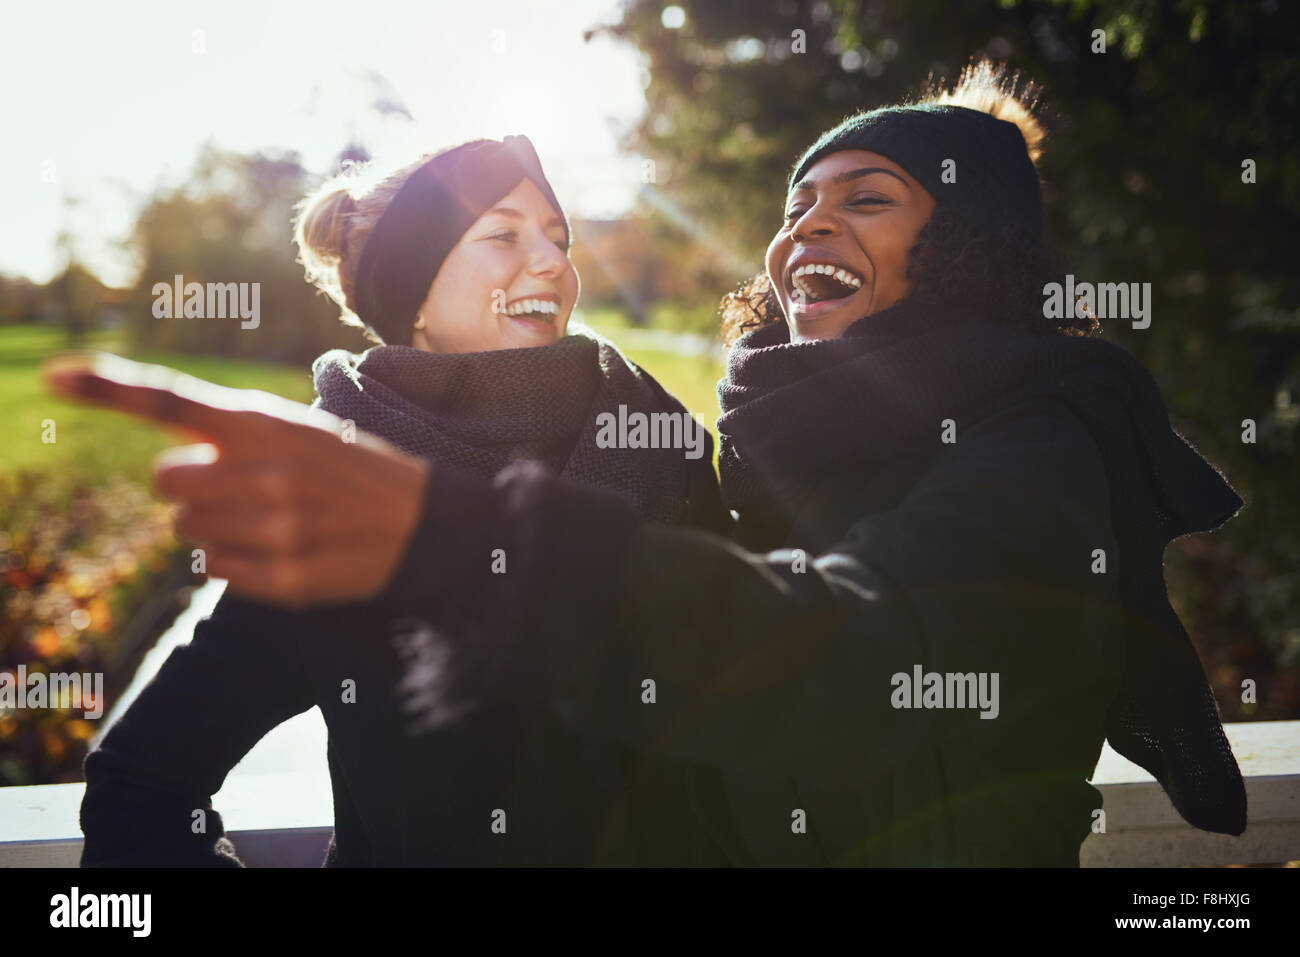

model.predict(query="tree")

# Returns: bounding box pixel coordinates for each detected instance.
[124,144,370,365]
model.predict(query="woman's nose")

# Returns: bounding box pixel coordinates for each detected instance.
[791,202,838,243]
[526,236,567,276]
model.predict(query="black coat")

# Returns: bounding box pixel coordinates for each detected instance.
[78,456,734,867]
[364,299,1244,866]
[82,301,1244,867]
[404,404,1119,865]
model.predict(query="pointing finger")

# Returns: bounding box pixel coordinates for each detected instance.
[42,352,340,447]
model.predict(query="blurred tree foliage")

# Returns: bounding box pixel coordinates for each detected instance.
[595,0,1299,717]
[123,145,370,365]
[0,274,39,323]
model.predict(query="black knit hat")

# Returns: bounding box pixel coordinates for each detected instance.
[789,104,1043,239]
[355,134,569,344]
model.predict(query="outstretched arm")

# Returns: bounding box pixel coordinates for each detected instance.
[376,401,1120,774]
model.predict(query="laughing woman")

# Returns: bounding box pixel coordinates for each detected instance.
[78,135,733,866]
[65,63,1248,866]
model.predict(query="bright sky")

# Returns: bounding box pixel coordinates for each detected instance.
[0,0,650,286]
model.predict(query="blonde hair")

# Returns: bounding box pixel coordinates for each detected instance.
[916,57,1047,167]
[292,153,432,342]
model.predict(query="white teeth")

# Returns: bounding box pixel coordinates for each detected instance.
[790,263,863,288]
[506,299,558,317]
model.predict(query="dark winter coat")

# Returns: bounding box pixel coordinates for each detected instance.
[365,297,1245,866]
[81,300,1246,867]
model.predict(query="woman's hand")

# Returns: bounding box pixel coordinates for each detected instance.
[44,353,430,609]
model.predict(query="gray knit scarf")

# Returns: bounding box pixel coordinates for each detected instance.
[312,330,688,525]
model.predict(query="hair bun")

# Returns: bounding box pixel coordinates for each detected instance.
[298,187,357,263]
[925,57,1047,168]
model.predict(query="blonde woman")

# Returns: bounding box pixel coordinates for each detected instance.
[78,135,737,866]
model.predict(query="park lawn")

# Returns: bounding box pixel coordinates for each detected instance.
[578,306,726,434]
[1,324,316,488]
[1,321,726,487]
[614,343,723,428]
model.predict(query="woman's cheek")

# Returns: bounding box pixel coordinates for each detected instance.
[488,269,515,312]
[766,234,790,289]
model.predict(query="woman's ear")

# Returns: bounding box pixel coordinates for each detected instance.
[410,315,431,351]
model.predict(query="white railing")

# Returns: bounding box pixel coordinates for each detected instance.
[1081,719,1300,866]
[2,720,1296,867]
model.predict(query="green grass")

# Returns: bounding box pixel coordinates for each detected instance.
[578,308,726,428]
[0,324,316,487]
[1,321,726,486]
[614,343,723,427]
[579,302,723,336]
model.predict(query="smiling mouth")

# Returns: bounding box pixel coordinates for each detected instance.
[503,297,561,323]
[788,263,863,306]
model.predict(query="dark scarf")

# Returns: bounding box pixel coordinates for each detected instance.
[717,298,1247,836]
[312,331,688,525]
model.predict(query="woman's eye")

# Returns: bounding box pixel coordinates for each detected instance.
[783,208,808,222]
[849,196,890,207]
[489,230,518,243]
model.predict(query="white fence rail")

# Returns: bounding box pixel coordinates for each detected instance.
[2,720,1296,867]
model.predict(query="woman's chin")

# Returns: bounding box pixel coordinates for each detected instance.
[787,292,865,339]
[500,314,563,347]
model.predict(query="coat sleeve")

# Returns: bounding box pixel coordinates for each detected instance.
[80,592,316,867]
[375,401,1120,775]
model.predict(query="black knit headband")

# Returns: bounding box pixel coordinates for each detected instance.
[354,134,569,344]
